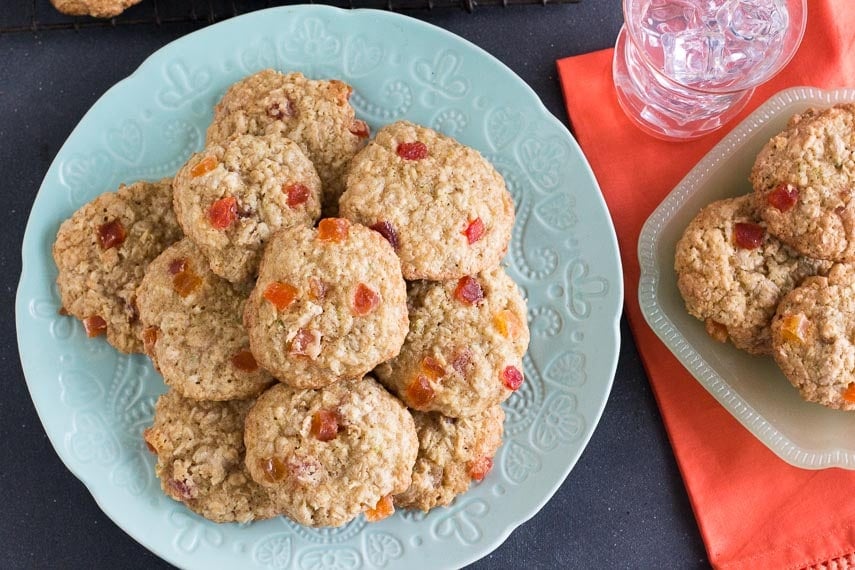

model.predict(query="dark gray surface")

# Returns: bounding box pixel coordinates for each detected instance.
[1,2,710,568]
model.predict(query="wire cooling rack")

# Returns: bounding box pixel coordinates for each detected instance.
[2,0,582,32]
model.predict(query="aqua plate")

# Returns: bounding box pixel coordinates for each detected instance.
[16,6,623,569]
[639,86,855,470]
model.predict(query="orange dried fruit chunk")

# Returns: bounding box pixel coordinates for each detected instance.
[768,183,799,212]
[370,221,399,251]
[284,183,310,208]
[454,276,484,305]
[842,383,855,404]
[420,356,445,380]
[494,309,523,340]
[705,319,728,343]
[231,349,259,372]
[733,222,765,250]
[463,218,485,245]
[365,494,394,522]
[781,313,809,344]
[264,282,298,311]
[142,326,159,355]
[190,155,217,178]
[290,328,322,359]
[353,283,380,316]
[308,277,328,302]
[207,196,238,230]
[310,409,339,442]
[172,267,202,298]
[406,375,435,409]
[396,141,428,160]
[317,218,349,243]
[349,119,370,139]
[500,365,524,390]
[258,457,288,483]
[467,456,494,482]
[97,219,126,250]
[83,315,107,338]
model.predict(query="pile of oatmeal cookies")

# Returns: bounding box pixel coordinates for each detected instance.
[52,69,529,525]
[675,103,855,411]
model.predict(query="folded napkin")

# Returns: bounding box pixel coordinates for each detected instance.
[557,2,855,568]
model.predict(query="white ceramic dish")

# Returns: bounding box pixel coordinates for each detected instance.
[639,86,855,470]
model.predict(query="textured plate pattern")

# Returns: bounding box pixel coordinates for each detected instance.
[16,6,623,569]
[638,86,855,471]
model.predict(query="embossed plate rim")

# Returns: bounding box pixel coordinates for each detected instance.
[17,5,623,568]
[638,86,855,470]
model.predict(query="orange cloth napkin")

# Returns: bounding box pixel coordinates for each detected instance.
[557,2,855,568]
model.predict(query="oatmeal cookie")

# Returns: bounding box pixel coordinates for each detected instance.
[53,178,182,353]
[374,266,529,418]
[243,219,408,389]
[143,391,277,523]
[173,133,321,284]
[395,406,504,512]
[136,239,274,401]
[675,195,832,355]
[771,263,855,410]
[243,378,418,527]
[50,0,141,18]
[339,121,514,280]
[751,104,855,261]
[206,70,369,215]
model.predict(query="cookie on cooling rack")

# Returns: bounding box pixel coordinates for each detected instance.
[206,70,369,215]
[675,194,831,355]
[173,133,321,284]
[243,378,418,527]
[143,390,277,523]
[243,218,408,389]
[771,263,855,411]
[339,121,514,281]
[374,266,529,418]
[751,103,855,262]
[136,238,274,401]
[53,178,183,354]
[395,406,504,512]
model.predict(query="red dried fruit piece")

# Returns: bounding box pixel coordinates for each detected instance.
[190,155,217,178]
[365,495,395,522]
[310,410,339,442]
[167,478,194,500]
[406,375,435,409]
[353,283,380,316]
[467,456,494,481]
[780,313,809,344]
[494,309,523,340]
[463,218,485,245]
[287,455,323,485]
[500,365,524,390]
[232,349,259,372]
[97,219,126,250]
[768,183,799,212]
[207,196,238,230]
[705,319,729,343]
[420,356,445,380]
[83,315,107,338]
[843,383,855,404]
[290,328,322,359]
[369,221,399,251]
[733,222,764,250]
[172,268,202,298]
[308,277,328,302]
[349,119,370,139]
[396,141,428,160]
[454,276,484,305]
[317,218,350,243]
[451,348,473,375]
[58,307,69,316]
[284,183,310,208]
[168,258,187,275]
[267,99,295,119]
[264,282,298,311]
[142,326,159,355]
[258,457,288,483]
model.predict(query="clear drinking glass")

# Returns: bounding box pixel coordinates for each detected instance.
[612,0,807,140]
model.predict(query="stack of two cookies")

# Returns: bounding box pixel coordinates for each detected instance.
[676,103,855,411]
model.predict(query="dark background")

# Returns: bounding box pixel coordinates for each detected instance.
[1,1,710,567]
